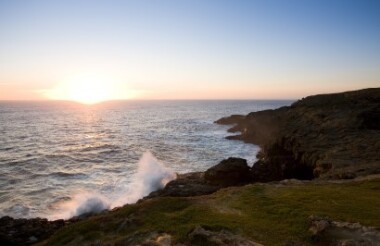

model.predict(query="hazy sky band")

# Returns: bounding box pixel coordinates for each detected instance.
[0,0,379,100]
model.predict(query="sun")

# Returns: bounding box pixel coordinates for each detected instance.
[64,76,112,104]
[42,75,139,104]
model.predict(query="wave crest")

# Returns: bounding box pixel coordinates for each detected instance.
[48,151,176,220]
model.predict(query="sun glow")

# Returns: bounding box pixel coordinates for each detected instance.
[42,75,139,104]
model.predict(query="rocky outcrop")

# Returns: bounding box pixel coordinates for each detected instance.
[148,157,252,198]
[216,88,380,181]
[0,212,96,245]
[147,172,220,198]
[204,157,251,186]
[308,215,380,245]
[215,114,246,125]
[0,216,66,246]
[188,226,263,246]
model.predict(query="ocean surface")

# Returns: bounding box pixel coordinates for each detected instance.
[0,100,292,220]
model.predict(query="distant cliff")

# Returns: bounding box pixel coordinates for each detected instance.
[216,88,380,181]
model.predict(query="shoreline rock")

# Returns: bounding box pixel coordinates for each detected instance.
[204,157,251,186]
[216,88,380,182]
[308,215,380,245]
[146,172,220,198]
[147,157,252,198]
[0,216,66,246]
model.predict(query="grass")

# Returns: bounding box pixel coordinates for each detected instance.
[39,178,380,245]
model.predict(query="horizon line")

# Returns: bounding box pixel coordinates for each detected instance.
[0,98,298,103]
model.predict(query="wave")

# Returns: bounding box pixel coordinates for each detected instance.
[50,172,88,179]
[30,171,88,179]
[47,151,176,220]
[80,144,120,153]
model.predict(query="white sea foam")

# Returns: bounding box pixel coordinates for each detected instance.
[48,192,110,220]
[48,152,176,220]
[110,151,176,208]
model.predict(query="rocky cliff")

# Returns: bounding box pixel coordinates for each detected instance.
[216,88,380,181]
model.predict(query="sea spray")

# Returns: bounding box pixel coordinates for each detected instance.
[48,151,176,220]
[48,192,110,220]
[110,151,176,208]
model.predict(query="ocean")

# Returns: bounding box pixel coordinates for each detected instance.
[0,100,292,220]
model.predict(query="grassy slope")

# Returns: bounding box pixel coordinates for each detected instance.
[39,178,380,245]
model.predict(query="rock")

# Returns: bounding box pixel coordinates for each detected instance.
[205,158,251,186]
[308,215,331,237]
[216,88,380,181]
[0,233,15,246]
[214,114,245,125]
[148,158,253,199]
[358,107,380,130]
[188,226,263,246]
[147,172,220,198]
[28,236,37,243]
[313,161,333,178]
[308,215,380,245]
[155,234,171,246]
[0,216,66,246]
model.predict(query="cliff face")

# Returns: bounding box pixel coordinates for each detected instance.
[216,88,380,181]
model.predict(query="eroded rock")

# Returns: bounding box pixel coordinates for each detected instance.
[147,172,219,198]
[309,215,380,245]
[148,157,253,199]
[205,157,251,186]
[188,226,263,246]
[0,216,65,246]
[217,88,380,181]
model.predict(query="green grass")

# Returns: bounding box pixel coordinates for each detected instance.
[39,178,380,245]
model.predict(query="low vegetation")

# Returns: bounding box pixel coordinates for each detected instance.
[39,178,380,245]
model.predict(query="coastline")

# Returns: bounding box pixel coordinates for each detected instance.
[216,88,380,181]
[1,88,379,245]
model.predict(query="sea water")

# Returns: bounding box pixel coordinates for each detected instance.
[0,100,292,219]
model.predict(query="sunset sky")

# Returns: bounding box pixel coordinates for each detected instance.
[0,0,379,102]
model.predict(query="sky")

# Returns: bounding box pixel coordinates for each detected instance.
[0,0,379,101]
